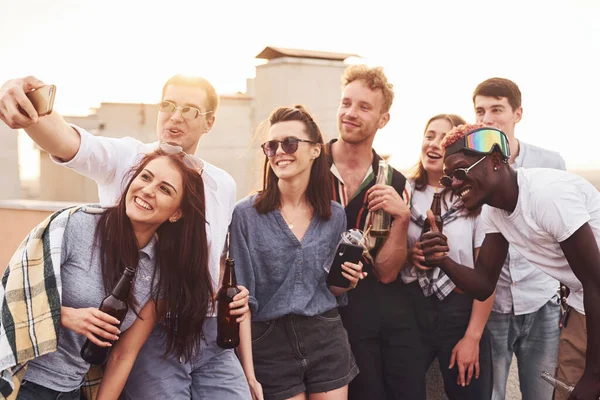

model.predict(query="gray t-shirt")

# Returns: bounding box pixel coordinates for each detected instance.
[24,209,157,391]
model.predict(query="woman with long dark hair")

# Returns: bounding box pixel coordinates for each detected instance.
[401,115,494,399]
[12,148,213,400]
[230,105,363,400]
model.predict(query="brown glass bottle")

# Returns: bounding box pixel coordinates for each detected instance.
[80,266,135,365]
[420,191,444,268]
[217,258,241,349]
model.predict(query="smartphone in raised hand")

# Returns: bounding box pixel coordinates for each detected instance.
[23,85,56,117]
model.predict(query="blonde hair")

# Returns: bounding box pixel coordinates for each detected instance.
[341,65,394,113]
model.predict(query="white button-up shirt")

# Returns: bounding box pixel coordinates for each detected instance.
[53,126,236,299]
[492,140,565,315]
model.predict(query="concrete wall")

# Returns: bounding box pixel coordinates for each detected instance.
[0,201,80,270]
[253,57,346,142]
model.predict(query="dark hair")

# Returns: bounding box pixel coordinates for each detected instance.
[162,74,219,114]
[254,105,332,220]
[95,149,212,361]
[472,77,521,110]
[410,114,467,191]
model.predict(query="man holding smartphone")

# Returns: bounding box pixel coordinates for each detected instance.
[0,76,252,399]
[327,65,420,400]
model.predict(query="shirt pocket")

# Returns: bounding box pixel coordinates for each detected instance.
[312,242,336,282]
[255,243,294,284]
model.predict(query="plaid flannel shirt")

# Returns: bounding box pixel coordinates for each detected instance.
[0,206,103,399]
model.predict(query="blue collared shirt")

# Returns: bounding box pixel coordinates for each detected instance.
[229,195,347,322]
[492,140,565,315]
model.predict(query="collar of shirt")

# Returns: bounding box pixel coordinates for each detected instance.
[327,139,381,206]
[139,233,158,261]
[513,138,526,168]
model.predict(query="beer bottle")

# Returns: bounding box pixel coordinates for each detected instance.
[80,266,135,365]
[420,188,444,268]
[371,158,391,238]
[217,258,241,349]
[540,371,574,395]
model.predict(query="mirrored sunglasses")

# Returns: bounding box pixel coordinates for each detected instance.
[445,128,511,160]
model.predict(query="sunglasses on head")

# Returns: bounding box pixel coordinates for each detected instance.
[159,142,204,173]
[159,100,213,120]
[261,137,316,157]
[439,155,487,188]
[444,128,511,160]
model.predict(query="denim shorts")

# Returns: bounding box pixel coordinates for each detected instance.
[251,308,359,400]
[16,380,80,400]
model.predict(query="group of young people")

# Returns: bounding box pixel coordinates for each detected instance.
[0,64,598,400]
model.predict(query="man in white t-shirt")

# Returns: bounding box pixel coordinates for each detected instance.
[473,77,564,400]
[418,123,600,400]
[0,76,252,399]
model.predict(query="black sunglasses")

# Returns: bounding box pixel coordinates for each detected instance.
[439,156,487,188]
[261,137,316,157]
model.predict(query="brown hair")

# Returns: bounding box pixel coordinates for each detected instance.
[254,105,332,220]
[409,114,467,191]
[472,78,521,110]
[96,149,213,361]
[162,74,219,114]
[342,65,394,113]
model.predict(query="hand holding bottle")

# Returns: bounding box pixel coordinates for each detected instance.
[569,370,600,400]
[61,306,120,346]
[228,286,250,323]
[419,210,449,265]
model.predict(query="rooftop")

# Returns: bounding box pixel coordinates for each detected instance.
[255,46,359,62]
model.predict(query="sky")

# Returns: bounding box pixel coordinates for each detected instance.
[1,0,599,178]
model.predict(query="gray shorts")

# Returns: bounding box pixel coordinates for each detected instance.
[251,308,359,400]
[123,316,250,399]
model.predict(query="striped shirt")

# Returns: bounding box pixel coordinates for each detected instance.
[327,139,411,265]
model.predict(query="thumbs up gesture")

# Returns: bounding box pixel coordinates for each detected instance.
[418,210,449,265]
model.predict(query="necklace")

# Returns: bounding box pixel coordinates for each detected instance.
[279,208,294,229]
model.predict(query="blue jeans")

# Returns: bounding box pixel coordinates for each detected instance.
[16,381,80,400]
[487,298,561,400]
[123,317,250,399]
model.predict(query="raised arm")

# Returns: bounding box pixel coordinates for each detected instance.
[97,300,158,400]
[559,223,600,400]
[0,76,80,161]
